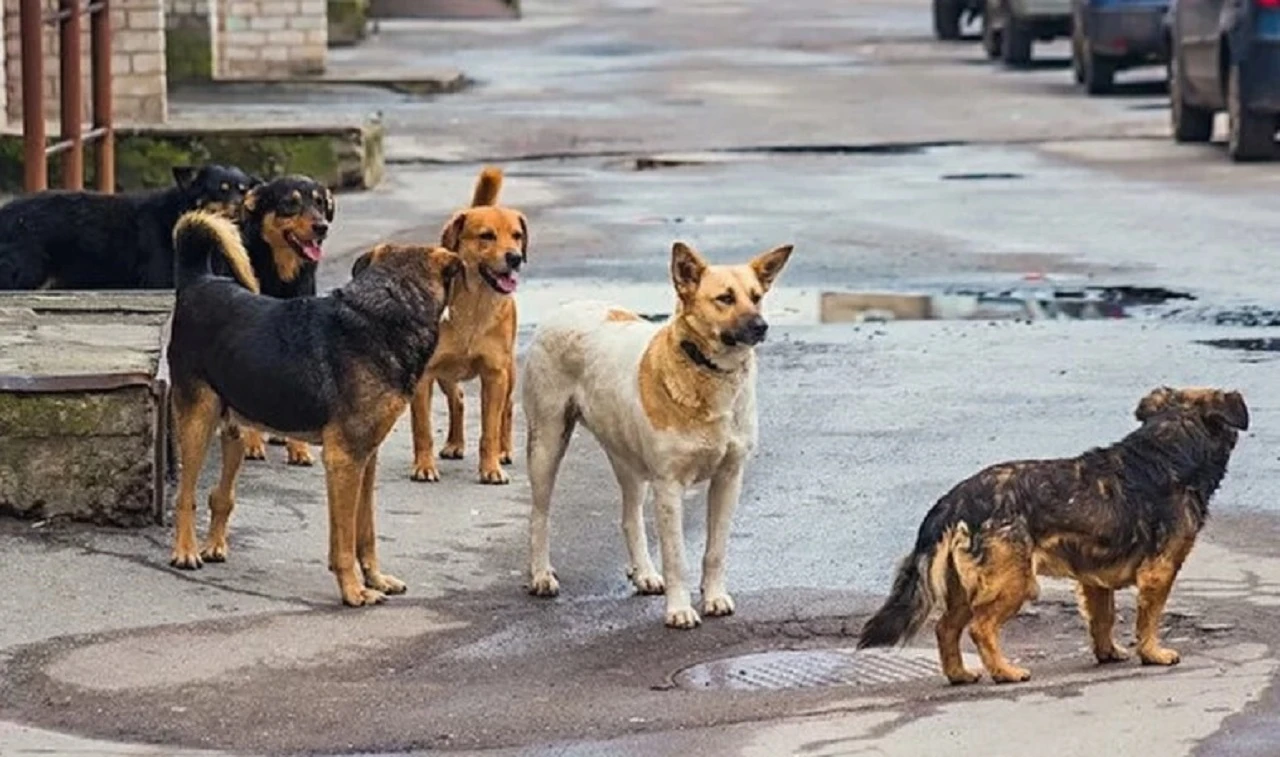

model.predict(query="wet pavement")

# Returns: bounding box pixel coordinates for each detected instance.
[6,0,1280,755]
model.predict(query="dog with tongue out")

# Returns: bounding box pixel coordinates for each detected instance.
[407,166,529,486]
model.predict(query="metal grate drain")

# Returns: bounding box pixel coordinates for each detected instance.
[673,647,966,692]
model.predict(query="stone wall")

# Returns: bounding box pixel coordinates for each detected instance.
[165,0,211,82]
[212,0,326,79]
[2,0,167,126]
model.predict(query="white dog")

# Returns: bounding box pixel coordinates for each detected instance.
[520,240,794,628]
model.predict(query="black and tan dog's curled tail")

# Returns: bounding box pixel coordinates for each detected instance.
[857,510,967,650]
[471,166,504,207]
[173,210,260,294]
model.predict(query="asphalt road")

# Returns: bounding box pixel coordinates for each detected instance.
[6,1,1280,755]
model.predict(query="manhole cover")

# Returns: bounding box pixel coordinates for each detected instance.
[673,648,963,691]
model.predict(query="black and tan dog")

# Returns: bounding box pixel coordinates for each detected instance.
[409,166,527,485]
[232,175,336,467]
[0,164,259,290]
[858,387,1248,684]
[166,210,461,606]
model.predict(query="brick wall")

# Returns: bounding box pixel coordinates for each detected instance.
[3,0,167,126]
[212,0,326,79]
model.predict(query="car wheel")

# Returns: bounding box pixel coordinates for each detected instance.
[982,7,1002,59]
[1227,64,1275,161]
[1083,48,1116,95]
[1169,48,1213,143]
[1002,18,1033,67]
[934,0,963,40]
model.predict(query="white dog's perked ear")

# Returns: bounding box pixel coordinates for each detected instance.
[671,241,707,302]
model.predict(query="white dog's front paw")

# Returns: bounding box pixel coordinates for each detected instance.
[528,569,560,598]
[665,605,702,629]
[703,592,735,617]
[629,569,665,595]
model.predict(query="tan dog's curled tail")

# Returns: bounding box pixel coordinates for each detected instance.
[173,210,260,294]
[471,166,504,207]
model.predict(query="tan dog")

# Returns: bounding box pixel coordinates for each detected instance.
[521,241,794,628]
[409,166,527,485]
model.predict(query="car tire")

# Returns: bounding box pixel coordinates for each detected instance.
[934,0,963,40]
[982,7,1003,59]
[1083,49,1116,95]
[1227,64,1275,161]
[1002,18,1033,67]
[1169,48,1213,143]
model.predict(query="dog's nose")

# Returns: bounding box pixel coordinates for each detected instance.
[313,220,329,239]
[745,315,768,344]
[504,250,523,270]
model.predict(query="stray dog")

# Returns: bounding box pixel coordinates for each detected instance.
[166,210,460,606]
[857,387,1249,684]
[522,241,794,628]
[233,175,336,467]
[409,166,526,485]
[0,164,259,290]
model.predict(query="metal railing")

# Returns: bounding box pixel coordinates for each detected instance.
[20,0,113,192]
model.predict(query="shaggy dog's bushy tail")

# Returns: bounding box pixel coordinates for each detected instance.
[857,508,967,650]
[471,166,504,207]
[173,211,259,294]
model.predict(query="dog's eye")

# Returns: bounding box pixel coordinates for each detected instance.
[479,230,498,242]
[749,291,762,304]
[237,184,246,192]
[512,231,524,240]
[220,183,230,191]
[716,292,736,306]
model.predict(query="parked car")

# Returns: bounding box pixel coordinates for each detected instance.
[982,0,1074,66]
[934,0,985,40]
[1070,0,1170,94]
[1167,0,1280,160]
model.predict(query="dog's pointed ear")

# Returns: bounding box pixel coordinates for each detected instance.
[671,242,707,301]
[322,188,336,222]
[1135,386,1175,422]
[172,166,198,190]
[352,244,389,278]
[518,213,529,263]
[440,212,467,251]
[1209,390,1250,431]
[749,244,794,293]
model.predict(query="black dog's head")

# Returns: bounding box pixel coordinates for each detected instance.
[173,165,263,220]
[242,175,335,283]
[1135,386,1250,432]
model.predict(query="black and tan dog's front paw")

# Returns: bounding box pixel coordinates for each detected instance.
[285,441,314,466]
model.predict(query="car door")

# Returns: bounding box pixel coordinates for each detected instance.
[1179,0,1228,102]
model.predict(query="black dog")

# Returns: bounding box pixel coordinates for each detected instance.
[166,210,461,606]
[0,164,260,291]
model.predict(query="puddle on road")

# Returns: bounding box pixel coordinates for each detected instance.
[820,285,1195,324]
[941,172,1025,181]
[1196,337,1280,363]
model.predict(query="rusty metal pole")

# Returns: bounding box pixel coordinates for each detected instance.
[20,0,47,191]
[90,0,113,192]
[59,0,83,189]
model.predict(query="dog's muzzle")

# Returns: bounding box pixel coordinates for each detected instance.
[722,314,769,347]
[504,250,523,271]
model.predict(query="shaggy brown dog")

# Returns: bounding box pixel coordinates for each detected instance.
[857,387,1248,684]
[408,166,527,485]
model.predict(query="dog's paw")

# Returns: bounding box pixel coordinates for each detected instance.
[341,586,387,607]
[285,443,314,466]
[243,440,268,461]
[479,466,510,485]
[702,592,736,617]
[365,571,407,595]
[199,539,229,563]
[439,443,465,460]
[946,668,982,685]
[410,464,441,483]
[499,453,514,465]
[629,570,665,595]
[170,548,203,570]
[990,665,1031,684]
[1139,646,1181,666]
[1095,645,1131,664]
[529,569,560,597]
[665,606,702,630]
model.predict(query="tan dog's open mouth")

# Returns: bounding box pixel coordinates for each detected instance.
[479,263,519,294]
[285,231,324,263]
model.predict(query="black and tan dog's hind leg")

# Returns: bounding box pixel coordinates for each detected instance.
[169,382,223,570]
[950,519,1039,684]
[356,450,406,595]
[1076,584,1130,664]
[200,423,248,562]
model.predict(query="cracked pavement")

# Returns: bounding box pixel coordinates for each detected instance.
[6,0,1280,755]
